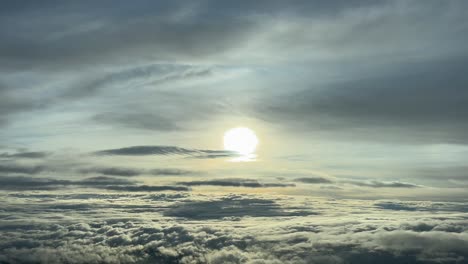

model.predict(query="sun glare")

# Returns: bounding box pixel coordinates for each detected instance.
[223,127,258,155]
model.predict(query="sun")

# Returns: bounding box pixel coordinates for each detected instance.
[223,127,258,155]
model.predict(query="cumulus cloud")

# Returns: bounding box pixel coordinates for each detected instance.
[1,192,468,263]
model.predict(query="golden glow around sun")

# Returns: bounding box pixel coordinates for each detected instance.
[223,127,258,155]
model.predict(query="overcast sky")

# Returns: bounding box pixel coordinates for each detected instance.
[1,1,468,263]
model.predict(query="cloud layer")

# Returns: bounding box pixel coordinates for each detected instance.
[1,190,468,264]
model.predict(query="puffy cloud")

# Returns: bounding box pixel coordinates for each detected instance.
[1,191,468,263]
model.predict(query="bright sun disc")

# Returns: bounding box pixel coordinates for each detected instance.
[223,127,258,155]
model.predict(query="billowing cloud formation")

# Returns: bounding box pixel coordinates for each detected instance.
[1,191,468,263]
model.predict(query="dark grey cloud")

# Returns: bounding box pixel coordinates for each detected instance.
[64,65,222,132]
[257,57,468,144]
[179,178,295,188]
[0,1,256,72]
[1,0,467,136]
[96,146,199,156]
[412,166,468,184]
[294,177,419,188]
[375,201,468,213]
[0,163,45,175]
[0,175,190,192]
[149,168,193,176]
[75,176,136,186]
[164,196,313,219]
[0,151,48,159]
[93,112,180,132]
[79,166,194,177]
[63,64,213,99]
[0,175,137,190]
[0,175,69,190]
[103,185,189,192]
[95,145,237,159]
[345,180,420,189]
[90,86,228,131]
[0,0,401,71]
[79,167,143,177]
[0,83,46,128]
[295,177,334,184]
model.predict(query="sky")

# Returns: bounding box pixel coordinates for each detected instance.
[1,1,468,263]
